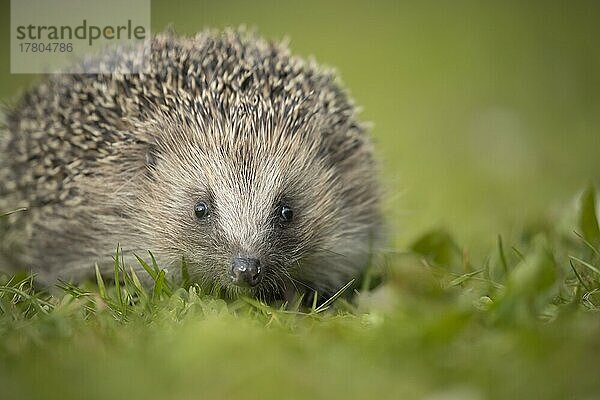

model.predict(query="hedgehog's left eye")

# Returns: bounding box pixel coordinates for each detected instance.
[194,201,209,219]
[279,205,293,223]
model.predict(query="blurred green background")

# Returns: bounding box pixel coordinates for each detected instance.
[1,0,599,254]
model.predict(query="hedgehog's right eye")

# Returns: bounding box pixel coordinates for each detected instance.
[194,201,209,219]
[279,205,293,223]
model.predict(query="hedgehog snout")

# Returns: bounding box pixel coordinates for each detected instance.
[230,257,262,287]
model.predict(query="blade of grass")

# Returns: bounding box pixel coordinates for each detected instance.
[360,265,374,293]
[0,286,52,315]
[95,263,107,299]
[447,269,483,287]
[150,252,173,295]
[113,245,123,310]
[56,280,91,299]
[314,279,355,314]
[181,256,190,288]
[240,296,272,316]
[152,269,166,301]
[573,231,600,259]
[129,266,147,299]
[569,255,600,276]
[579,186,600,245]
[497,235,509,273]
[512,246,525,261]
[134,253,157,281]
[149,251,161,276]
[569,260,591,291]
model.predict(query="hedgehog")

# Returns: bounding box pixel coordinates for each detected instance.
[0,29,381,300]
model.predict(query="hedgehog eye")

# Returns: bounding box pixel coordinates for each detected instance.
[279,205,293,223]
[194,201,209,219]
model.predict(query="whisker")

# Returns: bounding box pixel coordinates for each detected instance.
[313,246,348,259]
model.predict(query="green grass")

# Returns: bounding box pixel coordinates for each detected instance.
[2,187,600,400]
[3,0,600,249]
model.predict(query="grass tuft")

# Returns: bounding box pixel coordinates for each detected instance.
[2,187,600,399]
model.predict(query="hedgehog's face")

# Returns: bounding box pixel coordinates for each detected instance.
[191,197,294,289]
[143,128,342,299]
[183,150,339,299]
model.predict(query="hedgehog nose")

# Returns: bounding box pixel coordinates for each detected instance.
[230,257,262,287]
